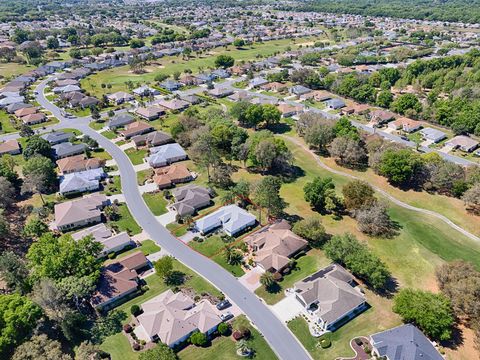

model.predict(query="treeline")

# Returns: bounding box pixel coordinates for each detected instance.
[287,0,480,24]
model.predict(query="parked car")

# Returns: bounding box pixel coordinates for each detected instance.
[216,300,231,310]
[220,312,233,321]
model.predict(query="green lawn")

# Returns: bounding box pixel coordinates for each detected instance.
[189,236,245,277]
[115,240,160,259]
[125,148,147,165]
[0,110,18,134]
[104,176,122,195]
[90,121,107,130]
[110,204,142,235]
[166,222,188,236]
[0,62,32,78]
[255,249,331,305]
[179,315,278,360]
[142,192,168,216]
[137,169,153,185]
[102,130,118,140]
[91,148,112,160]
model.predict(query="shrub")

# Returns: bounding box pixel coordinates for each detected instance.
[130,305,140,316]
[232,331,243,340]
[189,331,208,346]
[319,338,331,348]
[218,322,230,336]
[133,343,140,351]
[141,285,149,292]
[123,324,133,333]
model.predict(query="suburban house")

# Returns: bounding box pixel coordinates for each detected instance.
[277,103,304,118]
[90,261,140,311]
[21,112,46,125]
[52,142,87,159]
[133,85,160,97]
[118,251,149,271]
[154,99,190,111]
[245,220,308,273]
[134,289,222,347]
[147,143,188,168]
[370,324,443,360]
[289,85,312,97]
[260,82,287,93]
[106,91,134,105]
[446,135,479,152]
[420,128,447,143]
[135,106,165,121]
[160,80,183,92]
[54,193,109,231]
[194,204,256,236]
[72,223,133,257]
[14,106,37,118]
[59,168,105,195]
[57,155,105,175]
[171,185,213,217]
[293,264,367,332]
[181,94,202,105]
[132,130,173,148]
[120,121,154,139]
[249,77,269,88]
[0,139,21,155]
[388,117,422,133]
[6,102,32,113]
[325,98,346,110]
[180,75,203,86]
[228,91,252,103]
[108,113,135,130]
[209,87,234,98]
[153,164,193,189]
[41,131,71,145]
[369,110,396,126]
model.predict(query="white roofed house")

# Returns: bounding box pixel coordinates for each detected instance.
[147,143,188,168]
[420,127,447,143]
[59,168,106,195]
[194,205,256,237]
[106,91,134,105]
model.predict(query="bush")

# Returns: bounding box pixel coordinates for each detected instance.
[141,285,149,292]
[130,305,140,316]
[189,331,208,346]
[133,343,140,351]
[218,322,230,336]
[319,338,331,348]
[107,252,116,259]
[123,324,133,333]
[232,331,243,340]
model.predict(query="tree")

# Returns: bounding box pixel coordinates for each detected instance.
[0,252,30,294]
[218,322,230,336]
[329,137,367,168]
[233,38,246,48]
[230,101,251,125]
[46,37,60,50]
[391,93,422,115]
[23,135,52,160]
[12,334,71,360]
[130,38,145,48]
[224,246,243,266]
[292,216,327,247]
[91,310,127,344]
[436,261,480,322]
[376,90,394,108]
[356,201,395,237]
[215,54,234,69]
[304,122,336,154]
[378,149,423,187]
[260,271,276,291]
[0,294,43,357]
[27,233,102,282]
[19,125,34,138]
[190,132,221,182]
[75,342,107,360]
[0,176,15,208]
[393,289,454,341]
[333,117,359,140]
[462,184,480,215]
[304,177,340,214]
[244,104,264,129]
[261,104,281,127]
[342,180,375,212]
[189,331,208,346]
[252,176,286,219]
[324,233,391,290]
[154,256,174,280]
[23,216,49,238]
[138,343,178,360]
[22,156,57,203]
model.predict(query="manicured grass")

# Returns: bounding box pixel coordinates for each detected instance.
[255,249,331,305]
[166,222,188,236]
[104,176,122,195]
[102,130,118,140]
[0,62,31,78]
[90,121,107,130]
[125,148,147,165]
[142,192,168,216]
[189,236,245,277]
[91,148,112,160]
[0,110,18,133]
[137,169,153,185]
[179,315,278,360]
[115,240,161,259]
[110,204,142,235]
[288,289,401,359]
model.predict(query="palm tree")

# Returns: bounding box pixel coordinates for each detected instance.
[260,272,276,290]
[225,246,243,265]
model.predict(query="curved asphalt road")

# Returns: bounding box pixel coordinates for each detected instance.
[34,79,312,360]
[282,134,480,242]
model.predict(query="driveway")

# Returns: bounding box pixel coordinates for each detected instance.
[133,162,151,172]
[270,293,305,323]
[178,230,197,243]
[138,182,157,194]
[156,209,176,226]
[238,266,264,292]
[107,194,125,203]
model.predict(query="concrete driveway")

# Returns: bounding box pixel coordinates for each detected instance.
[156,208,176,226]
[238,266,264,292]
[270,293,305,323]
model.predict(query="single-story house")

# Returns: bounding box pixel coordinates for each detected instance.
[56,155,105,175]
[277,103,304,118]
[209,87,234,98]
[72,223,133,257]
[212,69,230,79]
[153,164,193,189]
[59,168,105,195]
[120,121,154,139]
[54,193,109,231]
[299,90,331,102]
[21,112,46,125]
[41,131,71,145]
[118,251,149,271]
[289,85,312,97]
[133,85,160,97]
[446,135,479,152]
[228,91,252,103]
[0,139,21,155]
[250,77,269,88]
[293,263,367,332]
[180,75,203,86]
[52,142,87,159]
[6,102,32,114]
[132,130,173,148]
[180,94,202,105]
[388,117,422,133]
[0,96,24,108]
[195,204,256,236]
[52,84,82,94]
[154,99,190,111]
[108,113,135,130]
[369,110,395,125]
[147,143,187,168]
[160,80,183,92]
[171,185,212,217]
[245,220,308,273]
[260,82,287,93]
[420,128,447,143]
[325,98,346,110]
[14,106,37,118]
[79,96,100,109]
[135,106,165,121]
[106,91,134,105]
[134,289,222,347]
[370,324,443,360]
